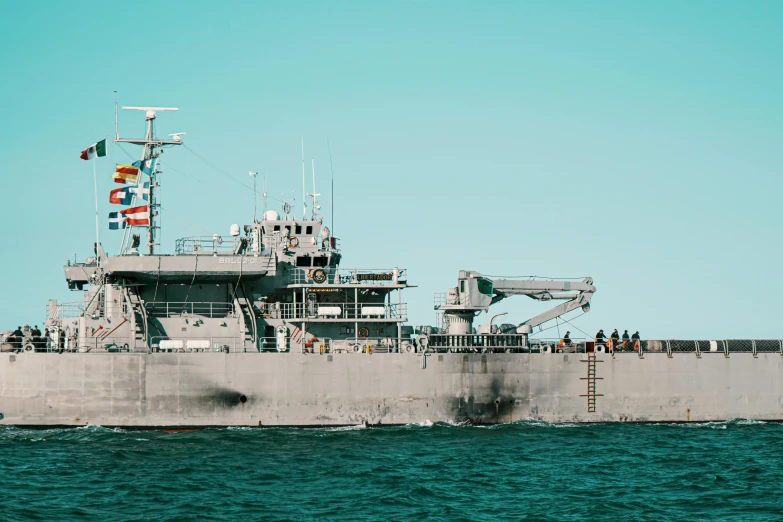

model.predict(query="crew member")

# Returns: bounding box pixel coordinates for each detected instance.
[631,331,641,341]
[595,329,606,345]
[611,329,620,350]
[10,326,23,350]
[622,329,630,350]
[563,331,572,346]
[31,325,41,338]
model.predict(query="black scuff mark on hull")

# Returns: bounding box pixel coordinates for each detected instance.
[204,388,251,408]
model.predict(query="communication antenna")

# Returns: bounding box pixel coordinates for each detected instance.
[308,158,320,221]
[249,171,259,222]
[262,173,268,215]
[114,90,118,141]
[301,137,307,220]
[328,138,335,236]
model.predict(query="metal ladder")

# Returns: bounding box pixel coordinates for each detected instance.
[124,288,149,351]
[235,283,258,352]
[580,353,604,413]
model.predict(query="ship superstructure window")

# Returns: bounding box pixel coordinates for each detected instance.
[296,256,311,267]
[285,226,291,235]
[460,281,466,293]
[477,278,493,296]
[273,225,280,232]
[306,226,313,235]
[313,256,328,267]
[295,225,302,235]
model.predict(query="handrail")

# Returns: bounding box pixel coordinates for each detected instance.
[145,301,234,318]
[264,303,407,321]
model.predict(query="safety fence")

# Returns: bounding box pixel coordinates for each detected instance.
[632,339,783,357]
[174,236,239,255]
[268,303,407,321]
[45,301,84,321]
[145,301,234,318]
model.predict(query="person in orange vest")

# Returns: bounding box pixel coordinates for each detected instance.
[631,331,641,351]
[621,330,630,350]
[610,329,620,350]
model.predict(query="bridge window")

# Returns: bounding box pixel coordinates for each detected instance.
[296,256,311,267]
[477,278,493,296]
[306,226,313,235]
[273,225,280,232]
[295,225,302,235]
[313,256,328,267]
[460,281,465,293]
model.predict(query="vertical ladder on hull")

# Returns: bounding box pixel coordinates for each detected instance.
[580,353,604,413]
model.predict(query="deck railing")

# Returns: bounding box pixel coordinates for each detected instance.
[263,303,407,321]
[145,301,234,318]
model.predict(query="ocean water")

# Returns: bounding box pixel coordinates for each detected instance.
[1,421,781,521]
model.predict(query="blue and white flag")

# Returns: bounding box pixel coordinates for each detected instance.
[132,157,157,176]
[108,212,127,230]
[129,182,150,201]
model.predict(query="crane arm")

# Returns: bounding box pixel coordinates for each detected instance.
[489,277,595,328]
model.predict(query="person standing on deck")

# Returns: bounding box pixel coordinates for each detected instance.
[631,331,641,351]
[622,330,630,350]
[610,329,620,350]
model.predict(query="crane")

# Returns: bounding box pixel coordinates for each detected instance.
[435,271,596,335]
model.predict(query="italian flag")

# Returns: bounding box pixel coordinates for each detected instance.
[80,139,107,160]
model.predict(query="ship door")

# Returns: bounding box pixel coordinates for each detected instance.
[263,325,275,351]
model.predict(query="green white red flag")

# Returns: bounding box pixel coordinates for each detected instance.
[80,139,107,160]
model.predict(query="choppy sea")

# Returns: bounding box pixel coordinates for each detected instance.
[1,420,781,521]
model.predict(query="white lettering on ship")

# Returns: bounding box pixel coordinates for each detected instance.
[218,257,258,264]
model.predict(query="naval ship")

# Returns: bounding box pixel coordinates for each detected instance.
[1,107,781,427]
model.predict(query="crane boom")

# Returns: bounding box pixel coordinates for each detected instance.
[435,271,596,334]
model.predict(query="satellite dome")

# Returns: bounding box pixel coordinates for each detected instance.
[263,210,279,221]
[320,226,330,240]
[229,224,240,237]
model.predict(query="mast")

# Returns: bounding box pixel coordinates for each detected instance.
[115,106,183,255]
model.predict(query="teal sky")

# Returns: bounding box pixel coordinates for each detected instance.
[0,1,781,339]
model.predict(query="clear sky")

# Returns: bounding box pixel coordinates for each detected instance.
[0,1,781,339]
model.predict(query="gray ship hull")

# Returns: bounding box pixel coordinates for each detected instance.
[1,352,781,427]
